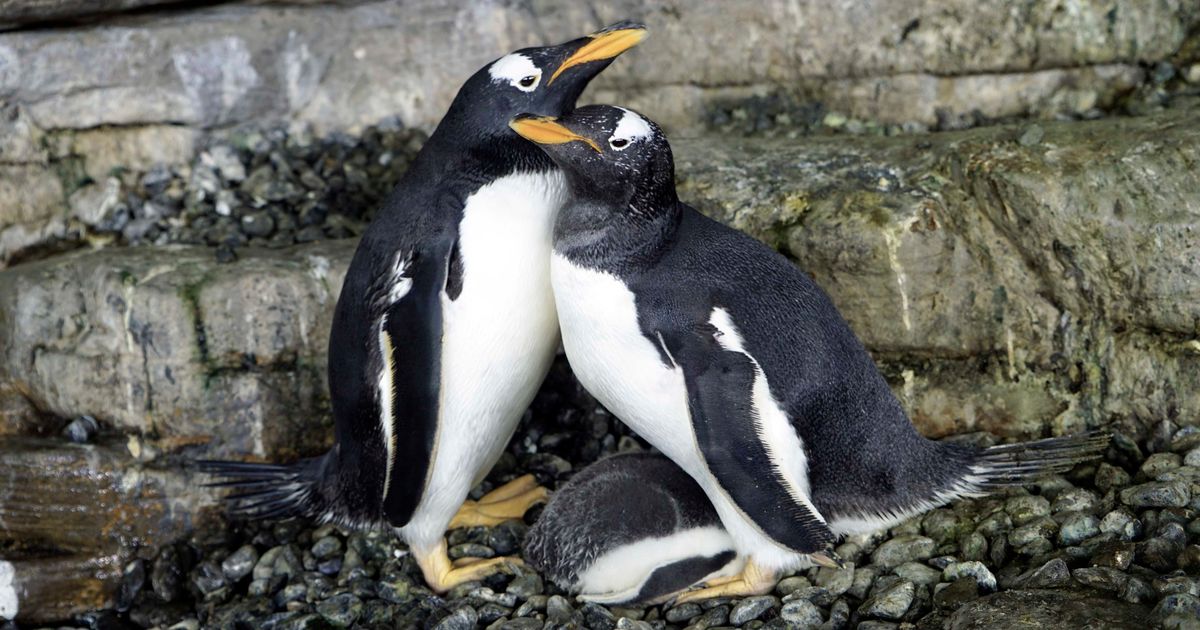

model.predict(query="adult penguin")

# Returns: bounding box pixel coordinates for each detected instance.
[201,23,646,592]
[510,105,1107,601]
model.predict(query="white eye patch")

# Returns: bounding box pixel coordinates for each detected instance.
[609,108,652,150]
[489,53,542,92]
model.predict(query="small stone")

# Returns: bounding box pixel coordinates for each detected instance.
[448,543,495,560]
[62,414,99,444]
[1052,488,1100,514]
[823,112,848,128]
[848,566,878,599]
[1005,495,1052,526]
[581,602,616,630]
[1141,453,1184,478]
[1094,463,1132,492]
[780,598,823,627]
[1057,512,1100,546]
[477,603,510,625]
[222,545,259,582]
[1178,545,1200,572]
[923,509,968,543]
[1140,523,1188,571]
[311,536,342,560]
[316,593,362,628]
[513,594,546,618]
[1153,594,1200,629]
[696,603,730,626]
[377,579,412,604]
[215,244,238,263]
[729,596,777,625]
[1120,481,1190,508]
[974,512,1012,537]
[241,211,276,238]
[1015,558,1070,589]
[857,621,899,630]
[1119,575,1156,604]
[1153,575,1200,598]
[1099,510,1142,541]
[615,619,654,630]
[1185,448,1200,468]
[1090,541,1135,570]
[1072,567,1127,592]
[506,573,543,600]
[775,575,811,596]
[960,531,988,561]
[859,580,914,620]
[546,594,573,623]
[1018,124,1045,147]
[942,561,996,593]
[893,561,942,586]
[665,602,702,623]
[433,607,478,630]
[116,559,145,612]
[871,535,935,570]
[151,545,186,603]
[933,577,979,611]
[785,586,837,607]
[813,564,854,596]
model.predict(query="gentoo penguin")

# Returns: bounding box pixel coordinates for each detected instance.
[199,23,646,593]
[525,451,742,605]
[510,106,1109,601]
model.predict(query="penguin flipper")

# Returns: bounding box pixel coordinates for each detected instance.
[662,330,835,555]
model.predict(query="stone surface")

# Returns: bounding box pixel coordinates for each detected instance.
[0,239,353,456]
[0,437,219,624]
[6,105,1198,448]
[2,0,1198,265]
[947,590,1150,629]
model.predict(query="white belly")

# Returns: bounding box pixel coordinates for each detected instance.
[550,254,815,571]
[399,172,564,550]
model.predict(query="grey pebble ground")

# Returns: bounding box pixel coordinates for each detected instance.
[16,106,1200,629]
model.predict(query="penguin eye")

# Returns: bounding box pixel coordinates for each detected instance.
[514,72,541,92]
[609,137,631,151]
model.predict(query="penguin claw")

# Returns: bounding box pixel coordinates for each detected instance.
[449,476,549,529]
[811,551,844,569]
[672,560,777,604]
[414,539,525,593]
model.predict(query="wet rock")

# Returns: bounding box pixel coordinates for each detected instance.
[848,566,879,599]
[222,545,258,582]
[151,545,187,603]
[1051,489,1100,514]
[775,575,811,596]
[1094,463,1133,492]
[813,564,854,596]
[779,598,823,627]
[433,606,478,630]
[1140,453,1183,478]
[665,602,702,623]
[1057,512,1100,546]
[942,561,996,593]
[1072,566,1128,592]
[947,590,1150,629]
[61,415,99,444]
[933,577,980,612]
[316,593,362,628]
[859,579,914,620]
[1090,541,1136,570]
[871,535,935,570]
[894,562,942,586]
[1153,594,1200,629]
[1098,510,1142,541]
[311,536,342,561]
[1004,495,1051,526]
[1014,558,1071,589]
[116,559,145,612]
[1120,481,1191,508]
[191,561,228,601]
[729,595,777,625]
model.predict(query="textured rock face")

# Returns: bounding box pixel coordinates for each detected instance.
[2,0,1198,264]
[2,103,1197,454]
[0,239,354,457]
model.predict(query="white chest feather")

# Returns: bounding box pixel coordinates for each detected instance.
[399,171,565,548]
[549,256,698,467]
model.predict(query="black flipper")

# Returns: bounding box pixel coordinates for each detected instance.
[196,454,330,522]
[663,330,835,555]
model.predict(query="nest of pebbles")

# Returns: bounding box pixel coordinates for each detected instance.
[30,357,1200,630]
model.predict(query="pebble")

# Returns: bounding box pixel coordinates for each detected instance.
[813,564,854,596]
[858,579,914,620]
[1153,593,1200,628]
[222,544,259,581]
[942,561,997,593]
[506,573,543,600]
[1005,495,1051,526]
[1098,510,1142,540]
[116,558,145,612]
[1073,566,1128,592]
[665,602,703,623]
[779,598,824,627]
[1094,463,1132,491]
[311,536,343,560]
[62,414,99,443]
[1090,541,1136,570]
[433,606,479,630]
[848,566,879,599]
[1052,488,1100,514]
[933,577,979,611]
[1120,481,1191,508]
[316,593,362,628]
[729,595,777,625]
[774,575,811,595]
[870,535,935,569]
[1015,558,1071,589]
[1018,124,1045,146]
[1057,511,1100,545]
[922,509,967,543]
[1141,453,1184,478]
[893,561,942,586]
[1184,448,1200,468]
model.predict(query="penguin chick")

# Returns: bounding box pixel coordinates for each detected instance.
[198,22,646,594]
[510,106,1109,602]
[525,451,742,605]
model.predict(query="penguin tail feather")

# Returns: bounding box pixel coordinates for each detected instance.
[960,430,1110,492]
[195,456,325,521]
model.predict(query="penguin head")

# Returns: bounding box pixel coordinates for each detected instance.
[508,105,677,216]
[441,22,646,141]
